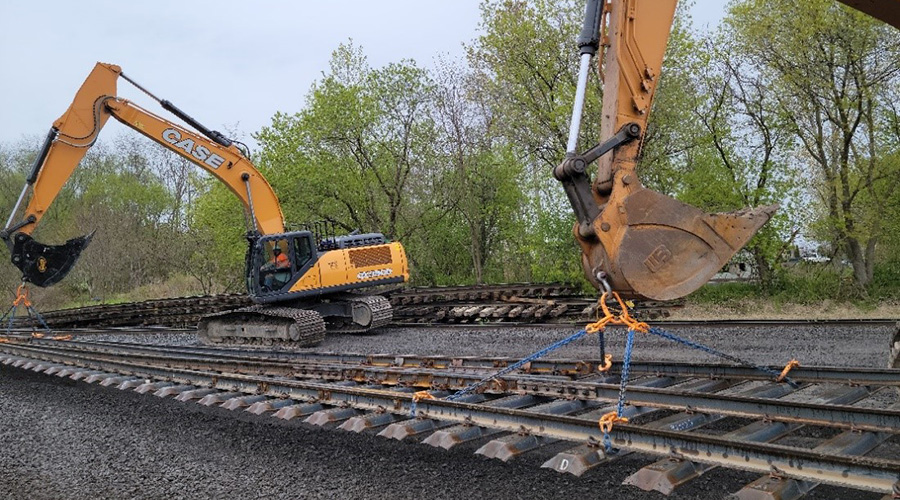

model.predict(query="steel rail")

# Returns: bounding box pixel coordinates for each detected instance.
[21,287,895,330]
[14,337,602,376]
[3,341,900,433]
[18,336,900,386]
[0,347,897,494]
[619,361,900,386]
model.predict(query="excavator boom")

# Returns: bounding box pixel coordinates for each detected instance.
[1,63,285,286]
[560,0,899,300]
[557,0,780,300]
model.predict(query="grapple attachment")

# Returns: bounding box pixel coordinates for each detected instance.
[6,232,93,287]
[578,186,777,300]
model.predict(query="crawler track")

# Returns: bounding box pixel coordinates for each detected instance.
[1,333,897,498]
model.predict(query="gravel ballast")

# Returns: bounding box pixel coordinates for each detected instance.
[0,323,896,500]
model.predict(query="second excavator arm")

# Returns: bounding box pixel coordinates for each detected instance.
[1,63,285,286]
[557,0,899,301]
[555,0,776,301]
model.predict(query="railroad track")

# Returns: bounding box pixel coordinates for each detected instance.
[22,283,681,329]
[0,334,897,499]
[29,293,253,329]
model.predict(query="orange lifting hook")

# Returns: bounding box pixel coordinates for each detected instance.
[12,283,31,309]
[585,291,649,334]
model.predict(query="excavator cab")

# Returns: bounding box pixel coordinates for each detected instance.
[247,232,317,297]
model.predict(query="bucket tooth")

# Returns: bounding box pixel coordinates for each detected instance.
[703,205,779,251]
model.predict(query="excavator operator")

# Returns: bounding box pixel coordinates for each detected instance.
[261,245,290,290]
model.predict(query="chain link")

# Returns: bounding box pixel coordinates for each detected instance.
[647,326,799,388]
[2,284,53,336]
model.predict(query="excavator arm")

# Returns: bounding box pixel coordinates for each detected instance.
[555,0,776,301]
[557,0,899,301]
[1,62,285,286]
[837,0,900,29]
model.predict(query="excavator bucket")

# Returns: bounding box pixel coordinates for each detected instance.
[581,186,777,301]
[6,232,93,287]
[557,0,778,301]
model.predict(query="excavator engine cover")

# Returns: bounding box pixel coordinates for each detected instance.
[6,232,93,287]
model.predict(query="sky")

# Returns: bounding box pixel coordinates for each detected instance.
[0,1,727,150]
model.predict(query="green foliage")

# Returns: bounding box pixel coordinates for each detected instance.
[521,201,584,284]
[725,0,900,289]
[691,266,840,306]
[770,265,857,304]
[690,259,900,307]
[256,42,440,243]
[465,0,599,286]
[63,146,182,296]
[869,259,900,300]
[3,0,900,313]
[689,281,764,305]
[187,179,248,292]
[640,5,709,197]
[470,0,593,173]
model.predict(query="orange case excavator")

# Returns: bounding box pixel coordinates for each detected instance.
[0,63,408,346]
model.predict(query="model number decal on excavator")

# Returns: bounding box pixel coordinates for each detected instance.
[357,268,393,280]
[644,245,673,273]
[162,128,226,169]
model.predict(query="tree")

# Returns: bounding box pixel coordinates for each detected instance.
[255,42,466,284]
[687,36,800,285]
[429,57,525,283]
[185,177,249,293]
[470,0,599,171]
[256,42,440,241]
[726,0,900,289]
[468,0,595,284]
[0,134,204,300]
[68,142,178,295]
[0,142,32,291]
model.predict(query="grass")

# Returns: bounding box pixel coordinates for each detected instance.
[23,274,211,312]
[681,261,900,319]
